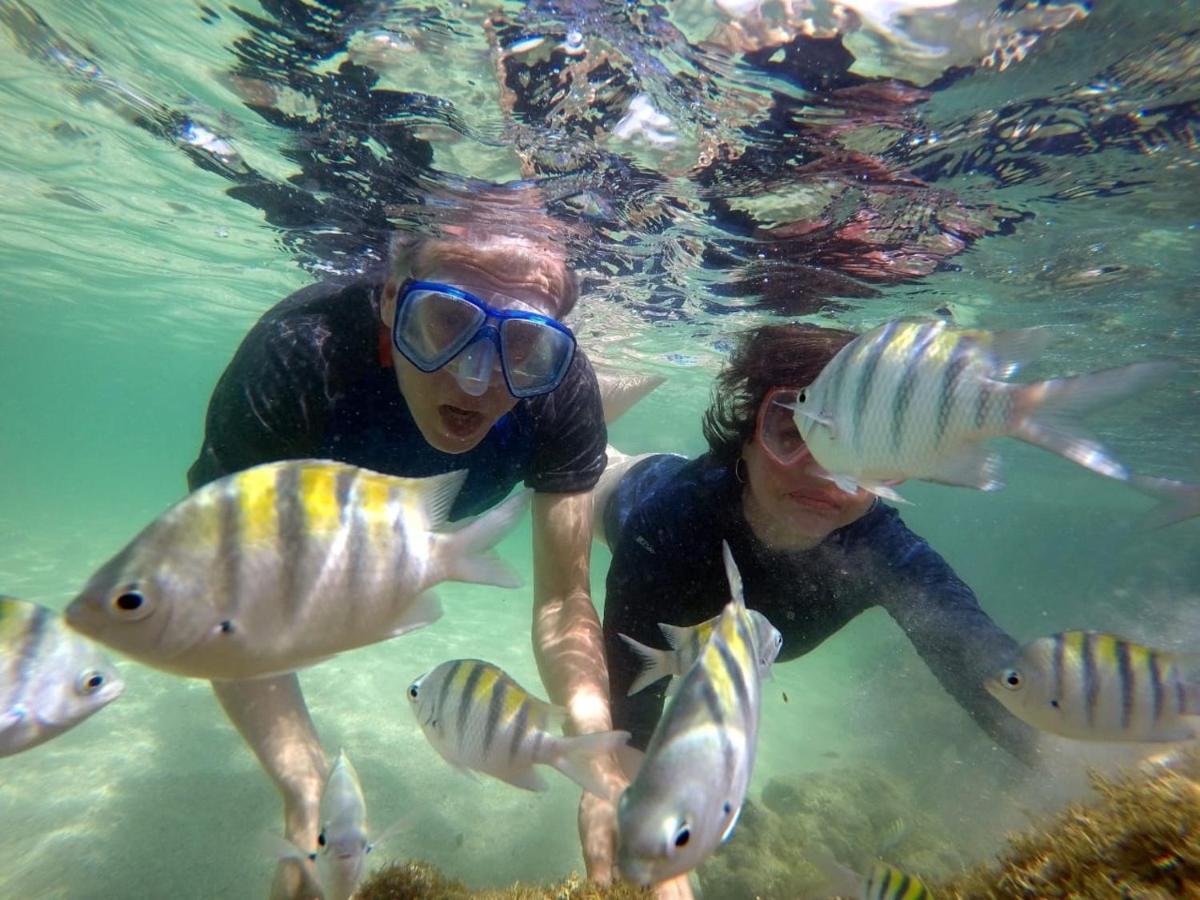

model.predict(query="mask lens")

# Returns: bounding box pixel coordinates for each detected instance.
[499,317,575,397]
[394,287,486,370]
[758,389,808,465]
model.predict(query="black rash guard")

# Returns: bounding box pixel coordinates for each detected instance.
[602,453,1038,764]
[188,276,607,519]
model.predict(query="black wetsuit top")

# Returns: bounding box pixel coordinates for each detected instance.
[602,454,1038,764]
[188,277,607,518]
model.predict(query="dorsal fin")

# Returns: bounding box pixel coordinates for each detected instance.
[720,541,746,610]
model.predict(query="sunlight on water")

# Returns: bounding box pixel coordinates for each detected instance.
[1,0,1198,897]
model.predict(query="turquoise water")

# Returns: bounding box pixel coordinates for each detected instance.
[1,0,1198,896]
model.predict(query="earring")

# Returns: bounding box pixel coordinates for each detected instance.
[734,458,747,484]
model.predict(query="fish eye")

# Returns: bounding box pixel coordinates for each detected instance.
[317,831,327,847]
[407,684,420,700]
[110,586,152,621]
[1002,669,1021,690]
[797,390,806,403]
[76,670,106,695]
[672,823,690,848]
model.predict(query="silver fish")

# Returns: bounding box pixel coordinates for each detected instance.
[789,318,1170,501]
[407,659,629,798]
[315,750,372,900]
[985,631,1200,742]
[1,595,124,756]
[65,461,527,680]
[619,609,783,696]
[616,542,766,886]
[1131,474,1200,531]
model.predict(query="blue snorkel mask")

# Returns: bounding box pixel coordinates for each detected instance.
[391,280,576,399]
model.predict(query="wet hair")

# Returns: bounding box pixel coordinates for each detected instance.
[701,323,857,466]
[385,187,582,319]
[388,231,579,318]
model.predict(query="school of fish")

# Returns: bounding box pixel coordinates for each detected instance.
[4,318,1195,896]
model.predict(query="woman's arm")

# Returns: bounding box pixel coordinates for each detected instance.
[870,511,1041,766]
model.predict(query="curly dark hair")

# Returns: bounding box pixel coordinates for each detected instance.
[701,323,858,466]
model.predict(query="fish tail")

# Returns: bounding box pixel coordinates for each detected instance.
[1011,361,1173,481]
[436,489,531,589]
[618,634,675,695]
[1130,475,1200,531]
[550,730,631,800]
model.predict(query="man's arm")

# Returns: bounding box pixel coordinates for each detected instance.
[530,489,629,883]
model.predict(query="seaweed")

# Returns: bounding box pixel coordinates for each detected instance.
[938,750,1200,899]
[356,860,652,900]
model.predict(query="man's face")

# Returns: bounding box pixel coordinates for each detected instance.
[379,259,561,455]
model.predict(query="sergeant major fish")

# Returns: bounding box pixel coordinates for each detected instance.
[786,318,1170,501]
[810,844,934,900]
[618,608,783,696]
[64,461,527,680]
[1,595,124,756]
[270,749,403,900]
[985,631,1200,742]
[616,542,767,885]
[407,658,630,798]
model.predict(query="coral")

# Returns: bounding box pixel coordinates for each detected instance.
[698,765,962,899]
[356,860,652,900]
[937,750,1200,899]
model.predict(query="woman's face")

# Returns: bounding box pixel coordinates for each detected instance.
[740,433,875,551]
[379,258,561,455]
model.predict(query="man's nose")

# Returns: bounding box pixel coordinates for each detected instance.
[449,336,501,397]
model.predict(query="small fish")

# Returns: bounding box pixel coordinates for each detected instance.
[985,631,1200,742]
[811,846,933,900]
[788,318,1170,501]
[64,462,528,680]
[618,608,782,696]
[616,543,766,886]
[314,750,373,900]
[407,659,629,798]
[782,691,789,703]
[269,750,403,900]
[1,595,124,756]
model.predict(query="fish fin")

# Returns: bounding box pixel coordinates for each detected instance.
[985,325,1057,378]
[436,489,530,589]
[859,482,912,504]
[369,814,415,853]
[720,541,746,609]
[550,730,631,800]
[593,366,666,425]
[815,469,868,498]
[412,470,469,531]
[663,676,683,697]
[259,831,315,863]
[618,634,675,696]
[719,803,743,843]
[497,766,550,792]
[616,744,645,780]
[392,591,442,636]
[1182,683,1200,718]
[927,444,1004,491]
[1130,475,1200,531]
[1012,361,1173,481]
[658,621,703,650]
[806,844,865,899]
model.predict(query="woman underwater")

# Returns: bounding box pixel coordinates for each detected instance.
[587,323,1040,892]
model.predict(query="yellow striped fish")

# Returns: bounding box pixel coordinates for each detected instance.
[788,318,1170,501]
[406,659,629,798]
[619,608,783,696]
[616,542,768,886]
[862,862,933,900]
[985,631,1200,742]
[64,461,528,680]
[811,846,933,900]
[1,595,124,756]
